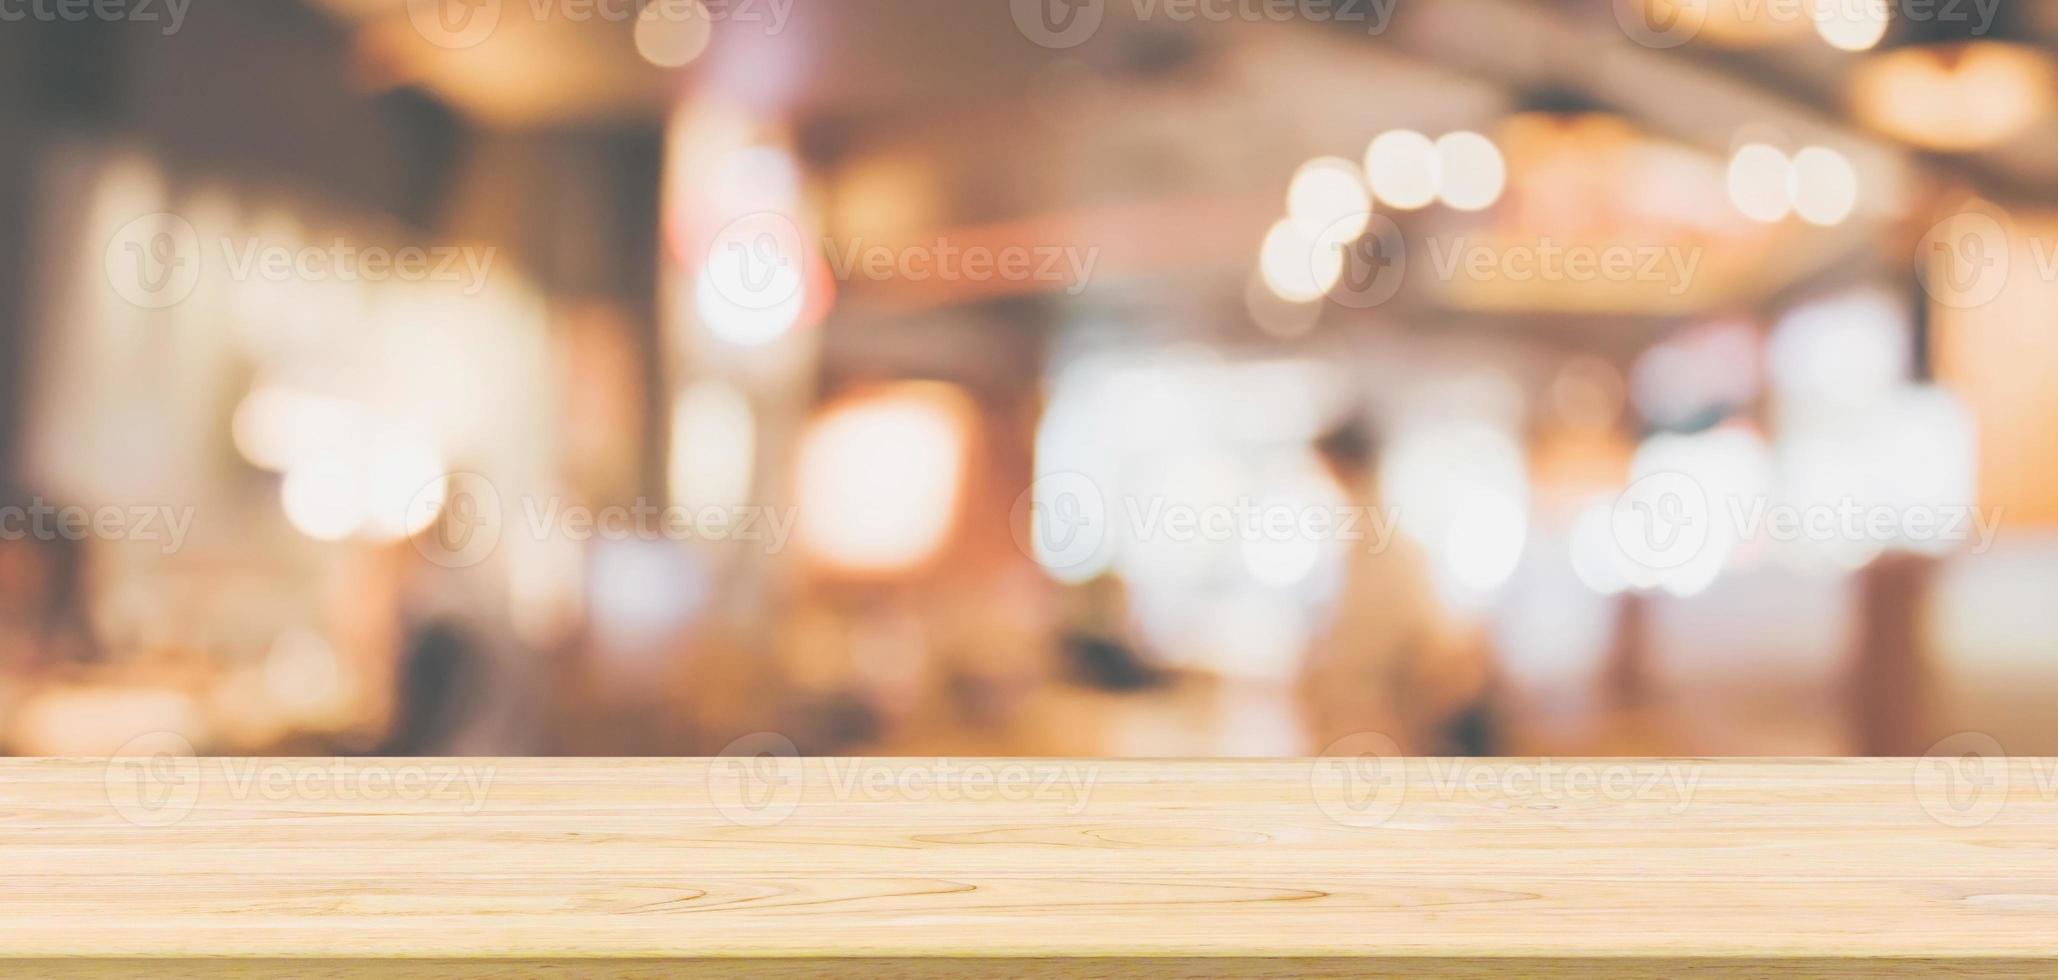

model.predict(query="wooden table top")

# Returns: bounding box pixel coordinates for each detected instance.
[4,753,2056,977]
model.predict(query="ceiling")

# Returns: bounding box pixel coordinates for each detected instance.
[301,0,2058,329]
[306,0,2058,194]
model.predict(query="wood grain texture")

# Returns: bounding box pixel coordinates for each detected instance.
[3,757,2056,977]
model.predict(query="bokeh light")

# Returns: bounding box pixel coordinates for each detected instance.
[797,386,970,573]
[1286,156,1371,240]
[1810,0,1889,52]
[634,0,715,68]
[669,380,757,513]
[1727,143,1792,223]
[1434,131,1507,212]
[1789,146,1858,226]
[1364,130,1440,211]
[1258,217,1344,303]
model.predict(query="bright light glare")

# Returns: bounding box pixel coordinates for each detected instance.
[361,429,447,541]
[1286,156,1371,240]
[718,146,802,212]
[1727,143,1793,223]
[281,455,367,542]
[1382,421,1529,602]
[268,410,447,543]
[1569,500,1630,595]
[697,212,808,346]
[232,387,359,473]
[1810,0,1889,52]
[797,387,968,573]
[669,381,756,513]
[1244,271,1322,337]
[1239,463,1341,589]
[1435,131,1506,212]
[1445,489,1527,591]
[1624,427,1772,596]
[264,628,344,719]
[1258,218,1345,302]
[1789,145,1858,226]
[1364,130,1440,211]
[634,0,714,67]
[1768,287,1909,409]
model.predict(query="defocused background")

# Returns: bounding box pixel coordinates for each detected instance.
[1,0,2056,758]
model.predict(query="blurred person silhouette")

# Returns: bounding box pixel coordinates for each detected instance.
[376,618,480,756]
[0,495,98,674]
[1299,418,1500,755]
[1059,574,1163,691]
[375,491,543,756]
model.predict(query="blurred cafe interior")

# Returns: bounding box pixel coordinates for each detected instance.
[3,0,2058,759]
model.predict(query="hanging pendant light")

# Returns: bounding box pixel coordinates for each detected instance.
[1849,7,2057,152]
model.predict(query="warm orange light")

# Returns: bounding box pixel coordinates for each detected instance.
[1634,0,1815,47]
[795,384,973,574]
[1852,43,2057,151]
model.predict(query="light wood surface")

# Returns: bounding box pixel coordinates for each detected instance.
[4,756,2056,977]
